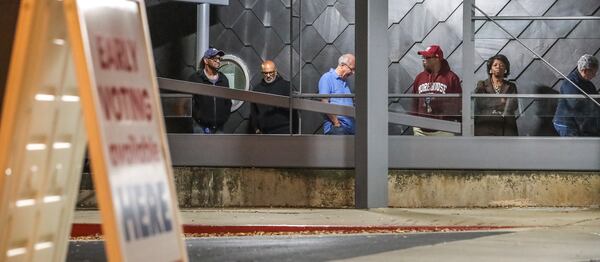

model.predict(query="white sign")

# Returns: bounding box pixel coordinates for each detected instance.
[67,0,186,261]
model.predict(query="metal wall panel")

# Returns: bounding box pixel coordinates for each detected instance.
[293,25,327,62]
[334,0,354,24]
[272,45,301,80]
[239,0,258,9]
[313,7,348,44]
[388,0,419,26]
[166,135,600,170]
[388,23,417,63]
[232,10,265,46]
[213,29,244,56]
[252,0,287,27]
[333,24,355,55]
[311,45,343,74]
[292,63,320,93]
[292,0,327,25]
[215,0,244,28]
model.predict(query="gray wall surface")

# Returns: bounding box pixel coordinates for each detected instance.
[147,0,600,135]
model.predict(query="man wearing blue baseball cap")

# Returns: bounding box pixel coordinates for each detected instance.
[188,48,232,134]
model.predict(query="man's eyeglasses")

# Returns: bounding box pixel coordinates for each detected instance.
[208,56,221,62]
[342,63,355,73]
[262,71,276,76]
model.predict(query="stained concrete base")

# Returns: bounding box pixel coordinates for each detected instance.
[76,168,600,208]
[389,170,600,207]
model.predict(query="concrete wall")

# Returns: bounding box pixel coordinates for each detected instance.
[77,168,600,208]
[389,170,600,207]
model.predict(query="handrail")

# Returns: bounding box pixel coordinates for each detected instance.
[388,112,461,133]
[471,94,600,98]
[157,77,356,117]
[160,92,600,99]
[472,4,600,108]
[292,93,355,98]
[158,77,462,132]
[388,94,461,98]
[472,16,600,21]
[160,93,193,98]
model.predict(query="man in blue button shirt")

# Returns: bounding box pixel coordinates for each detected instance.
[318,54,356,135]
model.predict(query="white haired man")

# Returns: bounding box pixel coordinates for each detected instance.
[318,54,356,135]
[553,54,600,136]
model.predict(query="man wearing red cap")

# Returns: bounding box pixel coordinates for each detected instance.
[412,45,462,136]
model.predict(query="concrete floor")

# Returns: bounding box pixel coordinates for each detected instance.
[343,220,600,261]
[74,207,600,227]
[68,223,600,261]
[68,232,507,261]
[70,208,600,261]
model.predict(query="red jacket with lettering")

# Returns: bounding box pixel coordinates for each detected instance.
[411,59,462,124]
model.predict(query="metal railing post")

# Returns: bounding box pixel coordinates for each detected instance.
[462,0,476,136]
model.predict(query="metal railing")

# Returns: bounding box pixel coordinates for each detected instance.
[472,4,600,108]
[157,77,463,132]
[472,16,600,21]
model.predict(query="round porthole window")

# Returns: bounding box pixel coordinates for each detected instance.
[218,55,250,112]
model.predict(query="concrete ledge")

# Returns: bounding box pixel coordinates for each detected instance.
[389,170,600,207]
[173,168,354,208]
[77,168,600,208]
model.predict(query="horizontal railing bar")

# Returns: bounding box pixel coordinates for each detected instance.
[472,16,600,20]
[388,94,462,98]
[160,93,600,99]
[471,94,600,98]
[161,93,357,99]
[158,78,462,132]
[157,77,355,117]
[388,112,461,133]
[292,93,356,98]
[160,93,193,98]
[165,0,229,5]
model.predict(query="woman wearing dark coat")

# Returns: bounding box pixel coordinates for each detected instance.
[474,54,519,136]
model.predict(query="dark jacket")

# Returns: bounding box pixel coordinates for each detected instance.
[553,70,600,136]
[412,59,462,131]
[188,70,232,128]
[250,76,297,134]
[474,79,519,136]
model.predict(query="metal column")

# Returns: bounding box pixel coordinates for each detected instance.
[196,3,210,70]
[462,0,475,136]
[355,0,388,208]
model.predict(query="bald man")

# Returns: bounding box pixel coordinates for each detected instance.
[250,60,297,134]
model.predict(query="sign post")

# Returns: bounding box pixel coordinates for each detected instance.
[64,0,187,261]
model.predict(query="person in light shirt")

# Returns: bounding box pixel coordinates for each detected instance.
[318,54,356,135]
